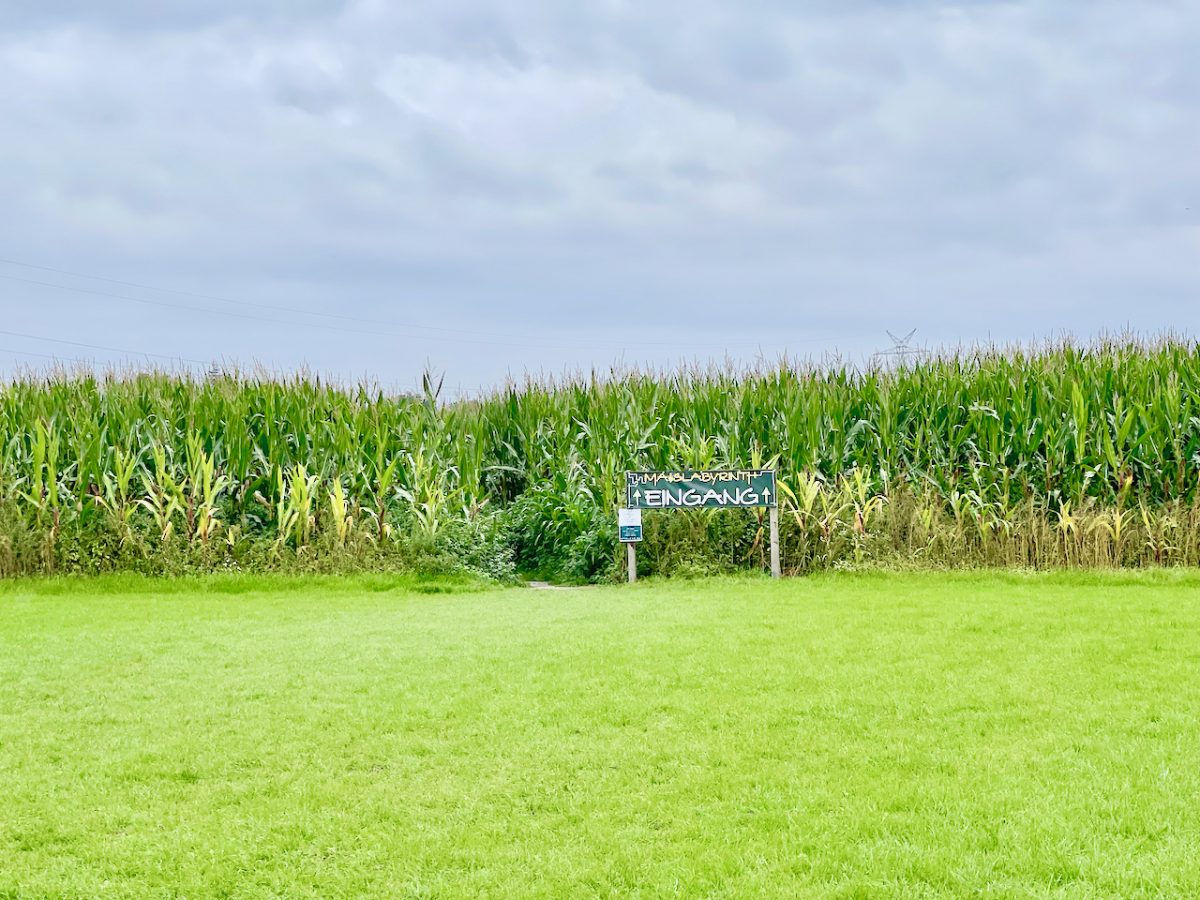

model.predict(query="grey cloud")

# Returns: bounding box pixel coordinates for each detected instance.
[0,0,1198,387]
[719,30,793,84]
[265,61,351,115]
[410,131,560,205]
[0,0,350,32]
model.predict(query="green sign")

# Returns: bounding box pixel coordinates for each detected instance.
[626,470,777,509]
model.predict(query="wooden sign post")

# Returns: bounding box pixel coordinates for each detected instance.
[618,507,642,583]
[769,505,780,578]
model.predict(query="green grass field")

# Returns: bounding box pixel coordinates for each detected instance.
[3,573,1200,897]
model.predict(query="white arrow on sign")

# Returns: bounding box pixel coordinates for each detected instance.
[762,487,772,504]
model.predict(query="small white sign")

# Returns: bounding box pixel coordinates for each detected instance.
[618,507,643,542]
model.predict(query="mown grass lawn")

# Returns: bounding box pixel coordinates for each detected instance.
[3,571,1200,897]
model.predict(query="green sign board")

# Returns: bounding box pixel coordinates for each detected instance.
[626,470,777,509]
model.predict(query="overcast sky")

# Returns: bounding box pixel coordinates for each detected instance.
[1,1,1198,393]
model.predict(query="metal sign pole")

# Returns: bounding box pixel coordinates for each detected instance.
[769,505,780,578]
[627,542,637,583]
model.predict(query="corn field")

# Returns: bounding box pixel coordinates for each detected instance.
[3,339,1200,579]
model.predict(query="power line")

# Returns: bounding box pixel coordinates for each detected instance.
[0,254,296,309]
[0,327,208,366]
[0,270,712,351]
[0,257,814,351]
[0,346,93,366]
[0,254,525,337]
[0,271,517,348]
